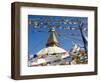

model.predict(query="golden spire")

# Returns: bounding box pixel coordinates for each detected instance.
[46,27,59,47]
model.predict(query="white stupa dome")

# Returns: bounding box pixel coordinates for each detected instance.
[37,46,68,55]
[31,27,69,66]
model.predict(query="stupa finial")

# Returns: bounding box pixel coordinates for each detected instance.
[46,27,59,47]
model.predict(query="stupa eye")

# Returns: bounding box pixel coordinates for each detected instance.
[52,53,56,55]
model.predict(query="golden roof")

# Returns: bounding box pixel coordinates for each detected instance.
[46,27,59,47]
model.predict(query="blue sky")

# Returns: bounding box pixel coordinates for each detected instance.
[28,15,88,55]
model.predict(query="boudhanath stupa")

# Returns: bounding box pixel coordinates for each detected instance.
[30,27,69,66]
